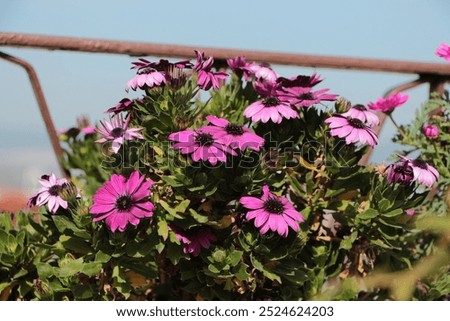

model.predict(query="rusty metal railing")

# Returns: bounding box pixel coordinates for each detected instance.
[1,32,449,168]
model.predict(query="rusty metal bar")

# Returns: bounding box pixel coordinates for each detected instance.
[0,51,66,177]
[2,32,450,76]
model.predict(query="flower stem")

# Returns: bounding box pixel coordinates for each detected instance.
[388,113,406,139]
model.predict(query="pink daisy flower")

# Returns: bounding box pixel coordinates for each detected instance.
[341,104,380,127]
[435,43,450,62]
[126,69,166,92]
[194,51,228,90]
[423,125,439,139]
[126,58,192,92]
[170,225,216,256]
[105,98,137,114]
[168,129,237,165]
[90,171,154,232]
[278,86,338,108]
[246,63,278,82]
[28,173,68,213]
[409,157,439,188]
[325,115,378,147]
[243,81,298,124]
[226,56,253,80]
[277,73,323,88]
[240,185,304,237]
[96,114,144,153]
[367,92,408,113]
[202,116,265,152]
[387,156,439,187]
[385,158,414,186]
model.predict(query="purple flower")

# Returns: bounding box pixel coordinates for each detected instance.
[243,81,298,123]
[168,129,237,165]
[80,126,96,134]
[170,225,216,256]
[90,171,154,232]
[194,51,228,90]
[405,209,415,216]
[325,115,378,147]
[240,185,304,237]
[105,98,136,114]
[368,92,408,113]
[28,173,68,213]
[277,73,323,88]
[409,157,439,188]
[386,156,439,187]
[386,158,414,186]
[96,114,144,153]
[278,86,338,108]
[436,43,450,62]
[423,125,439,139]
[226,56,253,80]
[202,116,265,152]
[126,70,166,92]
[246,63,278,82]
[126,58,192,91]
[341,104,380,127]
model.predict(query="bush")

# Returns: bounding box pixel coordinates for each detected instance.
[1,52,449,300]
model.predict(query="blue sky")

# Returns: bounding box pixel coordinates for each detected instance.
[0,0,449,191]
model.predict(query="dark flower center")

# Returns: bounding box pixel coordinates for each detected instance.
[299,92,314,100]
[394,163,414,176]
[110,127,125,138]
[115,195,133,211]
[412,159,428,169]
[348,118,365,129]
[195,133,215,146]
[353,104,367,111]
[262,97,280,107]
[225,123,244,136]
[264,197,285,214]
[48,185,62,196]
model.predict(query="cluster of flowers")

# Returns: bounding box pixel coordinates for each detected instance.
[29,45,444,257]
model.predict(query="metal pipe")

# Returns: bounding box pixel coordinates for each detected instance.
[2,32,450,76]
[0,51,66,177]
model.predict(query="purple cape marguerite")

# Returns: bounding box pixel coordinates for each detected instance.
[240,185,304,237]
[90,171,154,232]
[325,114,378,147]
[243,80,298,123]
[202,116,265,152]
[168,128,237,165]
[96,114,144,153]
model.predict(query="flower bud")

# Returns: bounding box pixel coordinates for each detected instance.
[423,125,439,139]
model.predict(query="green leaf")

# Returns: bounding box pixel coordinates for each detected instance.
[262,268,281,283]
[59,235,93,254]
[189,208,209,223]
[228,250,243,266]
[81,262,102,277]
[358,208,379,220]
[95,251,111,263]
[58,258,84,278]
[234,263,249,281]
[340,230,358,250]
[175,199,190,213]
[157,220,169,240]
[160,176,184,187]
[383,208,403,217]
[36,263,55,279]
[52,215,91,239]
[159,200,183,218]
